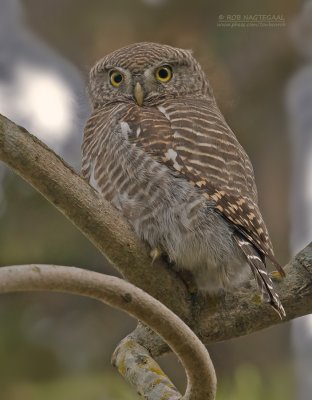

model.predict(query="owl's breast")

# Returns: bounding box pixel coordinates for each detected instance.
[120,104,173,163]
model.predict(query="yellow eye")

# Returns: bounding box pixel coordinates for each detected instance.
[110,70,123,87]
[155,65,172,83]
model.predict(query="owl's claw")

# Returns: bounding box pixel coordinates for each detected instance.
[150,248,162,265]
[179,270,198,295]
[270,270,284,281]
[251,293,262,304]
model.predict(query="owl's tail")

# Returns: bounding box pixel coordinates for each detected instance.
[233,233,286,319]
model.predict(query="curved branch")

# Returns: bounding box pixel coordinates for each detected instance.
[1,113,312,344]
[0,264,216,400]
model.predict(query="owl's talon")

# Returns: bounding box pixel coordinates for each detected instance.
[179,270,198,295]
[150,248,162,265]
[270,270,284,281]
[251,293,262,304]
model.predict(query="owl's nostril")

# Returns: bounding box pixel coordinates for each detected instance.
[134,82,144,106]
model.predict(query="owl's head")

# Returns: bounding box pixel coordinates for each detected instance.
[88,42,212,108]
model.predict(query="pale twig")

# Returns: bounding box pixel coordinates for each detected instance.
[112,337,180,400]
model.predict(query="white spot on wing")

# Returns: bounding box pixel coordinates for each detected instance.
[136,127,141,137]
[120,121,131,138]
[165,148,182,171]
[158,105,171,120]
[167,148,177,159]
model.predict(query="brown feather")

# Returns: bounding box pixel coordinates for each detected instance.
[120,98,285,276]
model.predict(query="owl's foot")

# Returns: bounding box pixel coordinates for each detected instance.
[270,270,284,281]
[150,247,162,265]
[251,293,262,304]
[179,270,198,295]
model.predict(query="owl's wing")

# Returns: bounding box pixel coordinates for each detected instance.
[122,98,284,274]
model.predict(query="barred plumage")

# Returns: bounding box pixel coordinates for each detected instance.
[82,42,285,318]
[233,233,285,318]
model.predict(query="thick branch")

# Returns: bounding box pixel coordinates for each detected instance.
[1,113,312,344]
[197,242,312,342]
[0,114,190,320]
[0,264,216,400]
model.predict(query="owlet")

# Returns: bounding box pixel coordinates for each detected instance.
[82,42,285,318]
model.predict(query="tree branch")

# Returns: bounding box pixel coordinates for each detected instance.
[1,113,312,398]
[197,242,312,342]
[112,337,181,399]
[0,114,190,321]
[1,113,312,343]
[0,264,216,400]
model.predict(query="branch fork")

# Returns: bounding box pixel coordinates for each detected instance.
[1,113,312,399]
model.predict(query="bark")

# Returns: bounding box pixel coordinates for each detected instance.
[0,114,190,321]
[1,113,312,399]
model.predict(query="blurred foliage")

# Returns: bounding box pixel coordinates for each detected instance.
[2,373,138,400]
[0,0,302,398]
[1,364,294,400]
[217,364,294,400]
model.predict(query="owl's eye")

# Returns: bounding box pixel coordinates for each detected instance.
[155,65,172,83]
[110,70,124,87]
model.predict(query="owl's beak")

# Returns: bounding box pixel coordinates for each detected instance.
[134,82,144,106]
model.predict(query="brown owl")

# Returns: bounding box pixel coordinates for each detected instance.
[82,42,285,318]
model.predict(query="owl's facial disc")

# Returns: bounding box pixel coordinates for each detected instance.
[89,43,213,108]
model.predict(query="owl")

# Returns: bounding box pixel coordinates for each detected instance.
[82,42,285,318]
